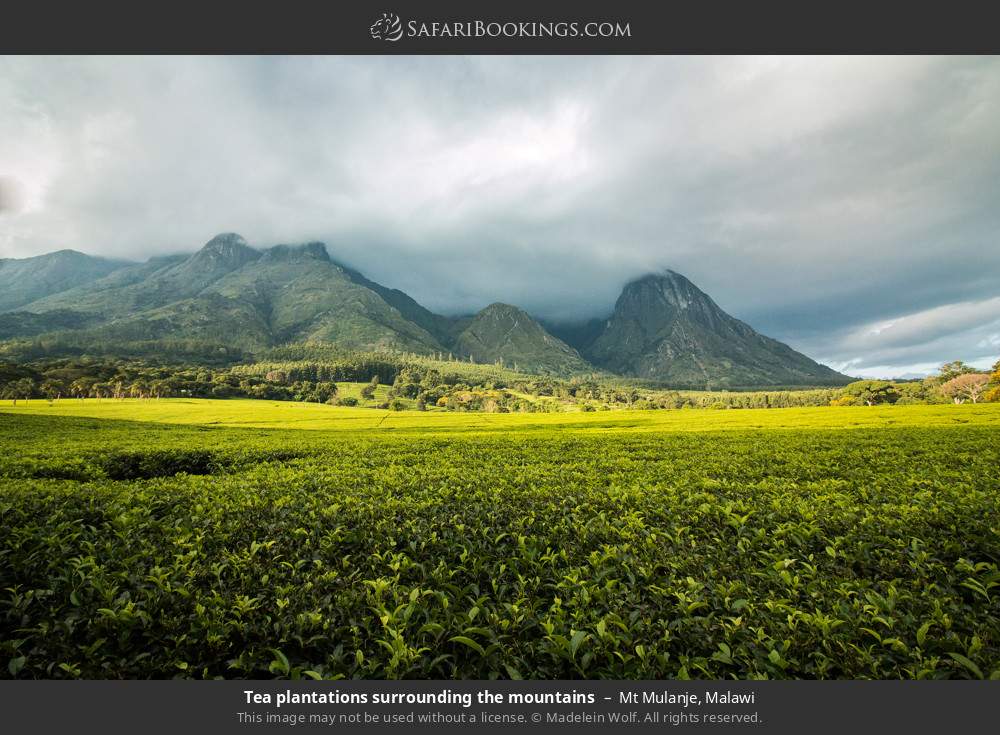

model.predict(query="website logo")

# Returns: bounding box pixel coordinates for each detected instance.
[370,12,403,42]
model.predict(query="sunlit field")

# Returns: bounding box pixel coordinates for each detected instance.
[3,397,999,433]
[1,400,998,680]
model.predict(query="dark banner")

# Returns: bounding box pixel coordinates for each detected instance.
[1,0,999,53]
[2,680,997,733]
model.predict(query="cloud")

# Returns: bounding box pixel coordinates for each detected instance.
[0,175,27,214]
[978,333,1000,350]
[1,56,999,375]
[808,296,1000,377]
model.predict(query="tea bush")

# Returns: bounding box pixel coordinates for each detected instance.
[1,408,998,679]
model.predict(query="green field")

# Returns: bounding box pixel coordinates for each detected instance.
[1,400,999,679]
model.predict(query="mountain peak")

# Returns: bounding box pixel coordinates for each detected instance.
[185,233,259,274]
[626,270,697,293]
[203,232,248,249]
[628,268,697,287]
[479,302,524,317]
[454,302,589,375]
[615,270,721,315]
[2,248,113,265]
[260,242,330,262]
[43,248,92,260]
[636,268,683,280]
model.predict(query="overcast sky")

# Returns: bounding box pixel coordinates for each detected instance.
[1,56,998,377]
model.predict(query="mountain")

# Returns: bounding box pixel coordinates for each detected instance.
[16,236,448,354]
[336,262,455,346]
[452,303,591,375]
[581,270,849,388]
[20,255,187,315]
[23,233,258,317]
[198,241,444,352]
[0,236,848,386]
[0,249,129,311]
[3,235,590,370]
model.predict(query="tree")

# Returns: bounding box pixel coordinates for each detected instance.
[312,382,338,403]
[40,380,63,402]
[360,384,376,400]
[939,373,989,404]
[13,378,35,404]
[264,369,288,384]
[937,360,977,382]
[841,380,899,406]
[985,360,1000,402]
[69,378,94,401]
[1,384,17,405]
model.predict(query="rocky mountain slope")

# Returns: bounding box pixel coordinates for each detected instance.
[581,270,848,387]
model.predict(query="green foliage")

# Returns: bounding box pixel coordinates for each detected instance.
[985,361,1000,403]
[0,358,390,407]
[0,311,100,340]
[0,336,246,364]
[1,404,999,680]
[841,380,900,406]
[2,355,862,415]
[937,361,979,383]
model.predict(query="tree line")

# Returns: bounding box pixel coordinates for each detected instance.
[830,360,999,406]
[2,356,997,411]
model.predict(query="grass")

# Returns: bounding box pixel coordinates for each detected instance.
[332,382,395,407]
[1,400,998,679]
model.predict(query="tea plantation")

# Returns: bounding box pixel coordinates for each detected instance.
[1,401,998,679]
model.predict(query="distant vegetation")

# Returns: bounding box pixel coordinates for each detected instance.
[1,352,997,414]
[0,334,247,365]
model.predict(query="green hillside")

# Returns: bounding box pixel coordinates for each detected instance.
[0,249,129,312]
[452,303,592,375]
